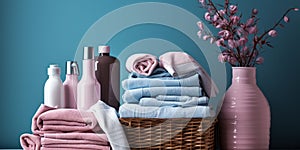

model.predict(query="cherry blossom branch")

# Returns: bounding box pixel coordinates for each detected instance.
[246,8,298,66]
[197,0,298,67]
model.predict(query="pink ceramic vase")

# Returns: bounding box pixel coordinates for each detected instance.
[219,67,270,150]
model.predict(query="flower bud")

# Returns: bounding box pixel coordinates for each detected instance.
[199,0,206,6]
[216,38,224,47]
[218,30,231,39]
[197,21,204,30]
[229,57,237,65]
[228,39,239,48]
[252,9,258,15]
[284,16,289,23]
[203,35,210,40]
[218,53,227,63]
[246,18,255,27]
[212,14,219,22]
[197,30,202,38]
[229,5,238,14]
[230,16,240,25]
[268,30,277,37]
[218,9,226,16]
[248,26,258,34]
[205,12,211,21]
[210,37,215,44]
[238,37,248,46]
[256,57,264,64]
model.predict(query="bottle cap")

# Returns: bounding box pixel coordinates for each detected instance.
[98,45,110,54]
[66,61,79,75]
[83,46,94,60]
[48,64,60,76]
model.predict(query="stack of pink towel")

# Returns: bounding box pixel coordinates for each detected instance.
[20,104,110,150]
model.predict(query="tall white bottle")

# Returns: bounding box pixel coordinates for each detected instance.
[44,64,65,108]
[77,47,101,110]
[63,61,79,108]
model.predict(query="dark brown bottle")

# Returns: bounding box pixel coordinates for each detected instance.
[95,46,120,111]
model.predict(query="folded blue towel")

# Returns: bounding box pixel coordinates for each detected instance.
[129,68,172,78]
[139,96,209,107]
[119,103,214,118]
[122,74,200,90]
[122,87,203,103]
[155,95,209,102]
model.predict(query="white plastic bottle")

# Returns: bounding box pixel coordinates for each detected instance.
[77,47,101,110]
[44,64,65,108]
[63,61,79,108]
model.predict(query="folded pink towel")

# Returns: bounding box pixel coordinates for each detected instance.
[40,145,110,150]
[41,144,110,149]
[126,53,158,76]
[20,133,41,150]
[31,105,56,135]
[42,132,109,146]
[159,52,219,98]
[32,104,101,135]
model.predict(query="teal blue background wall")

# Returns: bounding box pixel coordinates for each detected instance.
[0,0,299,149]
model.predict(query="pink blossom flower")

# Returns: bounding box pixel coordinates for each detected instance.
[248,26,257,34]
[203,35,210,40]
[237,27,244,36]
[199,0,206,6]
[205,12,211,21]
[215,23,222,28]
[197,21,204,30]
[229,57,237,65]
[218,30,230,39]
[230,16,240,25]
[218,53,227,63]
[216,19,228,28]
[240,24,246,29]
[246,18,254,26]
[268,30,277,37]
[228,39,239,48]
[216,38,225,47]
[238,37,248,46]
[255,57,264,64]
[284,16,289,23]
[197,30,202,38]
[218,9,226,16]
[210,37,215,44]
[212,14,219,22]
[252,8,258,15]
[229,5,238,14]
[294,8,299,11]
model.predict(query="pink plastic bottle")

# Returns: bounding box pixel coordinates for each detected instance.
[77,47,101,110]
[63,61,79,108]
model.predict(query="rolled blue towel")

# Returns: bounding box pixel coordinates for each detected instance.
[139,96,209,107]
[122,87,203,103]
[122,74,200,90]
[119,103,215,118]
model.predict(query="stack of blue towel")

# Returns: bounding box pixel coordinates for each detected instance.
[119,68,214,118]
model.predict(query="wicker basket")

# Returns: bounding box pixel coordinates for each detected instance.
[119,118,216,150]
